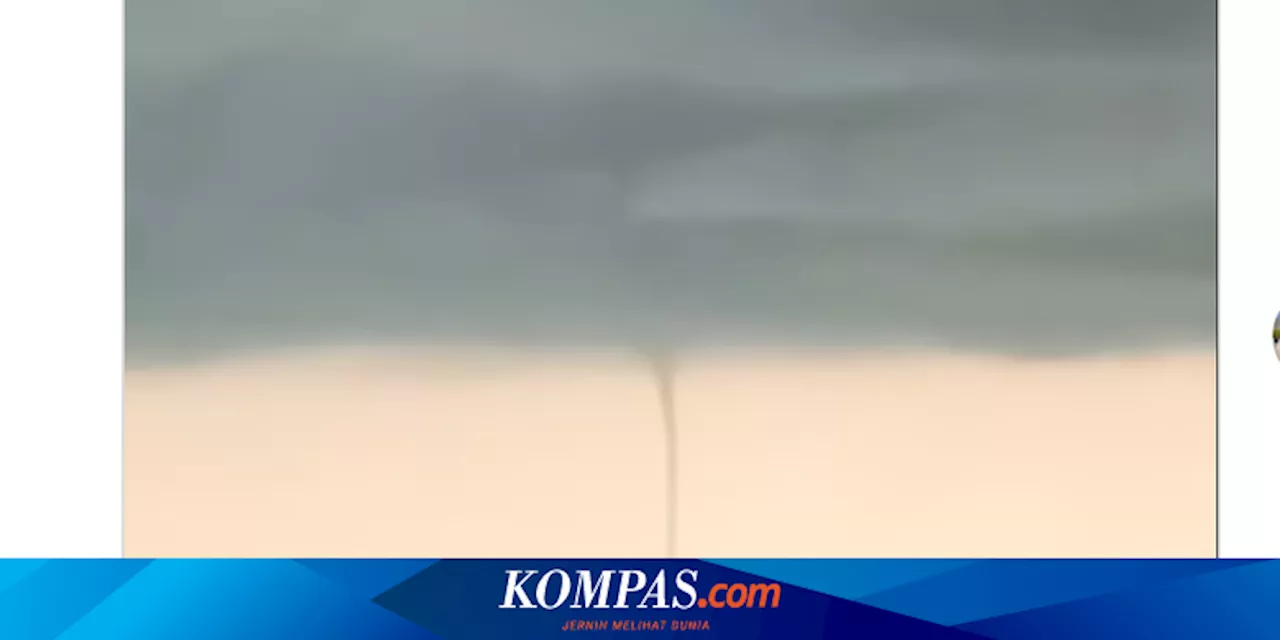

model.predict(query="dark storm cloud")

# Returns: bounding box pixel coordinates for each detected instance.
[125,0,1215,362]
[128,51,977,222]
[800,0,1213,53]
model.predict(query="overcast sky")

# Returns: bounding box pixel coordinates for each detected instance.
[125,0,1215,361]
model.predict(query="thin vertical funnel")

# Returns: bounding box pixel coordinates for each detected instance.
[648,348,679,558]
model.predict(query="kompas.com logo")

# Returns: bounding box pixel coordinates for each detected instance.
[498,568,782,610]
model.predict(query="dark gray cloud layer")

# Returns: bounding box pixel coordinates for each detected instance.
[126,0,1214,362]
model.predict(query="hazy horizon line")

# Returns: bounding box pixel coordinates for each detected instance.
[123,336,1216,373]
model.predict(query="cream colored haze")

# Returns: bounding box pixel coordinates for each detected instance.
[124,345,1214,558]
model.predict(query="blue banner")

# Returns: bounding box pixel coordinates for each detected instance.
[0,559,1275,639]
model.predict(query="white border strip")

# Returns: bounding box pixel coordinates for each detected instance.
[1218,0,1280,558]
[0,0,123,557]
